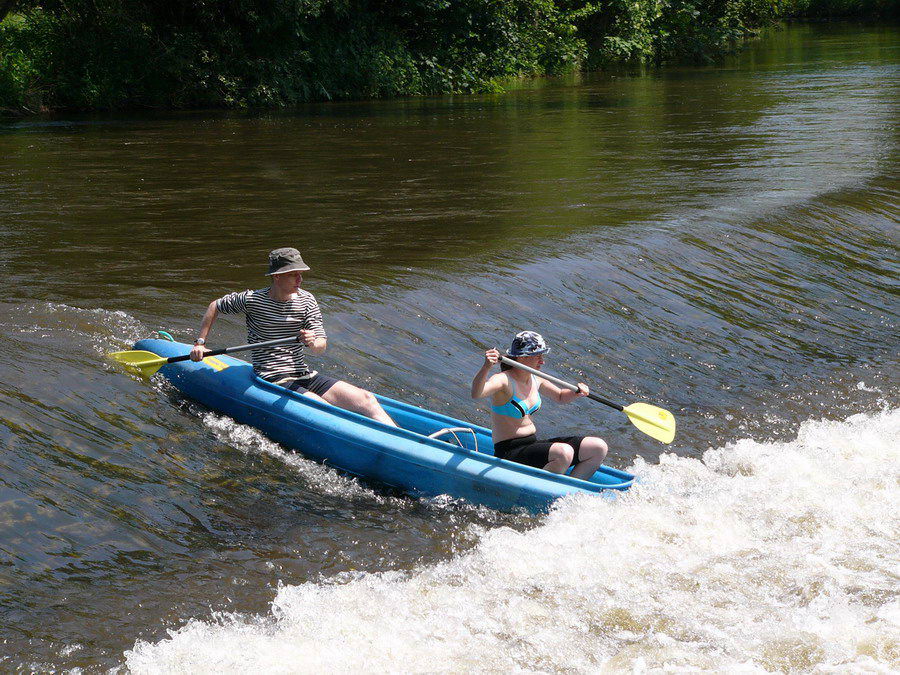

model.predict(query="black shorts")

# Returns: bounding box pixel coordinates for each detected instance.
[279,372,339,397]
[493,434,586,469]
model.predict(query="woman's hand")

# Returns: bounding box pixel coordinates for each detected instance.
[557,382,589,403]
[190,344,211,361]
[472,348,503,399]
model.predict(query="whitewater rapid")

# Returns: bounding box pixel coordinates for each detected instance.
[125,407,899,673]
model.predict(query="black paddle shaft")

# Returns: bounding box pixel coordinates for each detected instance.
[497,354,624,411]
[164,335,302,365]
[587,391,624,411]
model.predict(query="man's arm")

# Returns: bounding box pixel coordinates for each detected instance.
[302,295,328,355]
[189,300,218,361]
[299,330,326,355]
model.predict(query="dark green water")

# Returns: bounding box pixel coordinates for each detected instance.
[0,23,897,671]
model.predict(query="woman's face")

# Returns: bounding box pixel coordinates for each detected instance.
[518,353,545,369]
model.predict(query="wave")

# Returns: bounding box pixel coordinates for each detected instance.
[199,411,394,504]
[124,407,900,672]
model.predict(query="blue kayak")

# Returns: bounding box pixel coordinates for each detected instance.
[134,338,634,512]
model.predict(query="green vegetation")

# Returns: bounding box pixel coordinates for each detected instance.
[788,0,895,18]
[0,0,893,114]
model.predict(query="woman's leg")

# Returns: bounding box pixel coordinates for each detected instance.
[543,442,575,474]
[570,436,608,480]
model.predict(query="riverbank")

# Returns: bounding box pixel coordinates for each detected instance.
[0,0,894,115]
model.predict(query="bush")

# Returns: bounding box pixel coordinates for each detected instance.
[784,0,895,17]
[0,0,891,114]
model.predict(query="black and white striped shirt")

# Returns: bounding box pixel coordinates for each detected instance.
[216,287,327,381]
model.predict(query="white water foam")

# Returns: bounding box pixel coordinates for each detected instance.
[6,301,153,360]
[125,408,900,673]
[200,412,389,503]
[199,412,512,520]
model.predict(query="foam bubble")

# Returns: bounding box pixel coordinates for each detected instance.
[10,301,151,355]
[126,408,900,673]
[200,412,387,503]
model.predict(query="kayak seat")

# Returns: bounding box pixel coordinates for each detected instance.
[427,427,479,453]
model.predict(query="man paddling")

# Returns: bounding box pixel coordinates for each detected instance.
[190,247,397,426]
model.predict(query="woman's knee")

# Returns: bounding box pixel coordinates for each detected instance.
[580,437,608,461]
[549,443,575,465]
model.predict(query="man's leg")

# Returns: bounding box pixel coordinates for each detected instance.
[322,380,398,427]
[278,377,331,405]
[301,390,328,403]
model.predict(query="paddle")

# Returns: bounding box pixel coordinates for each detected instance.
[498,354,676,444]
[109,336,303,378]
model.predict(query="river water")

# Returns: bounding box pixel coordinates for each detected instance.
[1,23,897,672]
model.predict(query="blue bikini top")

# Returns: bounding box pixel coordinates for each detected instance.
[491,375,542,418]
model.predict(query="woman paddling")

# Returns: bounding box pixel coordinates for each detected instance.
[471,331,609,479]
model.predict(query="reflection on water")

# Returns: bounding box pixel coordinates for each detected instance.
[0,23,897,671]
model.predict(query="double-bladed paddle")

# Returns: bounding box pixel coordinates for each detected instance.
[498,354,676,444]
[109,336,303,378]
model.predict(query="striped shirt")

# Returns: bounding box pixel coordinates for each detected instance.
[216,287,327,381]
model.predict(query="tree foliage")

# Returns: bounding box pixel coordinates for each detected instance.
[0,0,891,113]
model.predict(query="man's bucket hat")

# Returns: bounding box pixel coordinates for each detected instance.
[266,247,310,275]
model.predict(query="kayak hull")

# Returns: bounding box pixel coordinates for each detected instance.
[134,339,634,512]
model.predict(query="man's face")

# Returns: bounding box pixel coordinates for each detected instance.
[274,271,303,291]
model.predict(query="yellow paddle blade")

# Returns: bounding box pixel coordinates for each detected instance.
[623,402,677,444]
[108,350,167,378]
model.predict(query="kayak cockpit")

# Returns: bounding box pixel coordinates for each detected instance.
[372,391,633,489]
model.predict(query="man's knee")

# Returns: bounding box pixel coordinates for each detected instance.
[341,384,378,411]
[360,389,379,410]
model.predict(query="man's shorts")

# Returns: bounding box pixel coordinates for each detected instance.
[274,372,339,397]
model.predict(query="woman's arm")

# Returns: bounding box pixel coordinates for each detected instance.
[538,379,589,403]
[471,349,507,399]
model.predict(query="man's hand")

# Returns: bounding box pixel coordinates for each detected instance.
[483,348,500,367]
[190,344,211,361]
[299,330,318,348]
[299,330,326,354]
[576,383,590,397]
